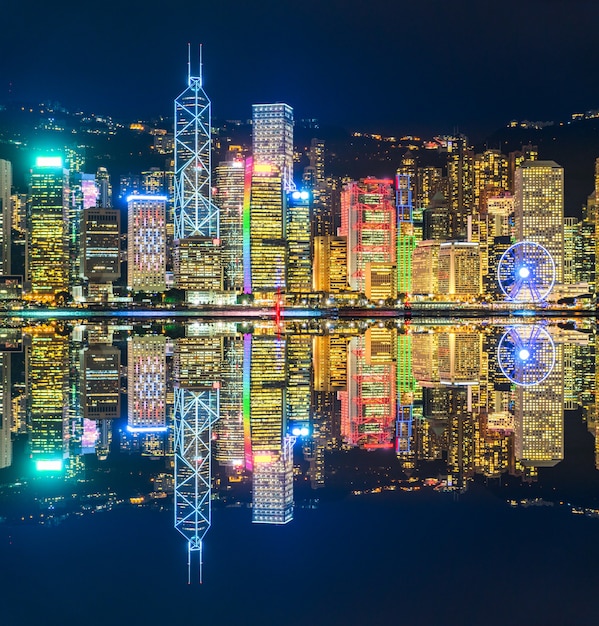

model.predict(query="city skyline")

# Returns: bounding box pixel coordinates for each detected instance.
[3,1,599,136]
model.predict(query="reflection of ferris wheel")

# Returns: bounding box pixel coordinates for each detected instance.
[497,325,556,386]
[497,241,556,302]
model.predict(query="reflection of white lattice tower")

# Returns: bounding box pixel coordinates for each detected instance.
[252,435,295,525]
[174,48,222,293]
[174,386,219,583]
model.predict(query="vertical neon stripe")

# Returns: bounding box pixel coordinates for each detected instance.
[243,157,253,294]
[242,333,253,471]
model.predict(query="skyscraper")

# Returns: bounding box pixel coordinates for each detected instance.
[286,190,312,296]
[127,195,167,292]
[514,161,564,283]
[127,335,167,433]
[252,103,294,191]
[27,156,69,300]
[340,178,397,300]
[247,162,286,295]
[81,207,121,300]
[174,50,223,300]
[0,159,12,275]
[214,158,245,293]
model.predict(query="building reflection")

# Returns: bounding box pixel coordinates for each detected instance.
[2,318,599,573]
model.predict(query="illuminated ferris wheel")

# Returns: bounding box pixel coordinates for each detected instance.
[497,241,556,302]
[497,325,556,387]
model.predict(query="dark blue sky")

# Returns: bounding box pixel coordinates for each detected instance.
[3,0,599,135]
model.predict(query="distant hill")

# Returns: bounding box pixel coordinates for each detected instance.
[482,118,599,215]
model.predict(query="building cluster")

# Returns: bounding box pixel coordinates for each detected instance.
[0,62,597,306]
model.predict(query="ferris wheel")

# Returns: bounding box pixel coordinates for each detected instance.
[497,325,556,387]
[497,241,556,302]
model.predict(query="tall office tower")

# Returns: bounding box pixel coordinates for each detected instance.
[96,167,112,208]
[340,178,397,300]
[252,103,294,191]
[514,341,564,469]
[26,328,69,471]
[396,332,417,466]
[480,193,514,297]
[514,161,564,283]
[396,173,415,295]
[437,242,480,298]
[473,150,509,209]
[447,387,476,491]
[304,139,332,238]
[247,161,286,296]
[447,136,474,240]
[68,172,98,297]
[396,151,418,210]
[142,168,166,195]
[127,335,167,433]
[563,217,578,284]
[416,166,444,210]
[0,352,12,469]
[214,158,245,292]
[508,144,538,192]
[411,240,440,296]
[174,55,223,301]
[173,329,222,579]
[215,334,245,467]
[286,190,312,296]
[81,207,121,300]
[0,159,12,274]
[578,190,596,290]
[127,195,167,292]
[313,235,347,294]
[286,334,311,430]
[244,332,294,523]
[422,192,450,240]
[27,156,69,301]
[340,328,396,449]
[81,345,121,419]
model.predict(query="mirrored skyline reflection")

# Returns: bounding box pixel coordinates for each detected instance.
[1,319,599,602]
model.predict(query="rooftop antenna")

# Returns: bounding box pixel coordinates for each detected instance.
[187,42,191,85]
[199,43,203,86]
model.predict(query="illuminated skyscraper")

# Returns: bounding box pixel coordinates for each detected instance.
[247,163,286,295]
[174,51,223,300]
[252,103,294,192]
[127,195,167,292]
[174,328,222,580]
[81,345,121,419]
[340,328,396,449]
[0,352,12,469]
[473,150,509,209]
[127,335,167,433]
[563,217,578,284]
[0,159,12,274]
[515,161,564,283]
[214,158,245,292]
[437,242,480,298]
[340,178,397,300]
[96,167,112,208]
[514,342,564,468]
[26,328,69,471]
[447,136,474,240]
[286,190,312,295]
[81,207,121,300]
[396,173,415,295]
[27,156,69,300]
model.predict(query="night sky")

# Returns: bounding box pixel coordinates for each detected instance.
[3,0,599,135]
